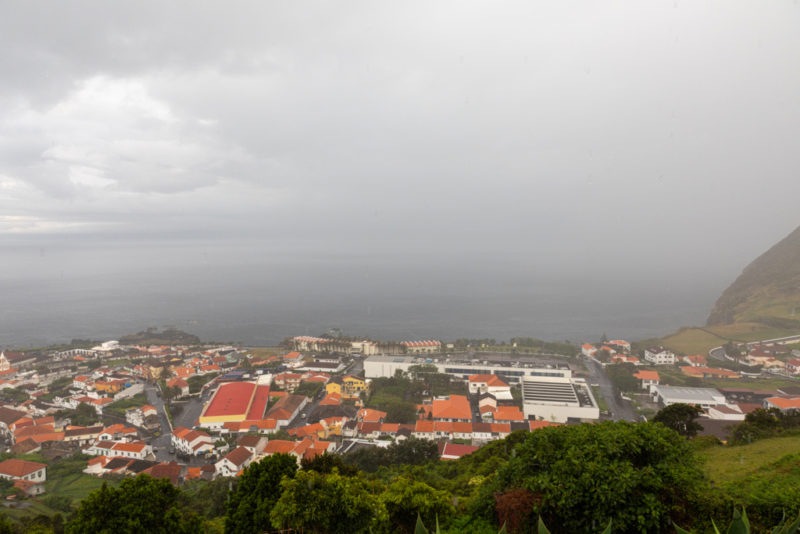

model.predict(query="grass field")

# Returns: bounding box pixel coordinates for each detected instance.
[45,472,109,501]
[247,347,285,359]
[700,435,800,484]
[659,323,800,356]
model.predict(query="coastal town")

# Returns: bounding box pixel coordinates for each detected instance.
[1,331,800,501]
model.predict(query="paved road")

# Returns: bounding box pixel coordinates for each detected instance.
[583,357,637,422]
[144,384,177,462]
[173,395,205,429]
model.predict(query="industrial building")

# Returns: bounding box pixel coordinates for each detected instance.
[197,376,272,429]
[651,385,726,408]
[363,354,571,383]
[520,376,600,423]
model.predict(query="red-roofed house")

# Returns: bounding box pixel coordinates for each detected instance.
[492,406,525,422]
[356,408,386,423]
[786,359,800,375]
[633,370,660,391]
[764,397,800,413]
[467,374,510,395]
[683,355,708,367]
[0,458,47,495]
[215,446,254,477]
[439,442,479,460]
[171,426,214,456]
[431,395,471,422]
[167,378,190,398]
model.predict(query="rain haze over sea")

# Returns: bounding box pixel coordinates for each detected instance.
[1,2,799,348]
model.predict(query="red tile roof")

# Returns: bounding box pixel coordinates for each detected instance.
[204,382,257,418]
[0,459,46,478]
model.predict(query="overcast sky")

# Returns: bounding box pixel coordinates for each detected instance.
[2,1,799,284]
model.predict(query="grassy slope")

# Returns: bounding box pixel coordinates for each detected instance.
[700,435,800,484]
[652,322,800,356]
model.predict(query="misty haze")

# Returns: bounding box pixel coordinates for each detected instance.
[3,3,800,533]
[2,2,799,349]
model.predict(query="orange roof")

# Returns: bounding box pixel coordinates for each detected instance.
[493,406,525,421]
[30,432,65,444]
[319,393,342,406]
[434,421,454,432]
[112,441,147,453]
[414,420,435,433]
[357,408,386,423]
[284,352,302,360]
[529,420,558,431]
[634,370,660,381]
[431,395,471,420]
[0,459,46,477]
[468,374,509,387]
[185,466,203,480]
[767,397,800,410]
[167,378,189,388]
[263,440,297,454]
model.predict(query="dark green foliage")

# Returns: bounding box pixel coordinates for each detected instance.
[66,475,202,534]
[604,363,639,393]
[224,453,298,534]
[344,437,439,473]
[180,478,231,519]
[385,401,418,424]
[653,403,705,437]
[729,408,800,445]
[482,422,705,533]
[187,373,219,394]
[380,477,455,534]
[294,380,324,397]
[301,451,358,476]
[44,494,74,513]
[270,470,385,533]
[0,514,12,534]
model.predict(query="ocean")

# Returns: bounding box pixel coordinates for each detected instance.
[0,244,725,348]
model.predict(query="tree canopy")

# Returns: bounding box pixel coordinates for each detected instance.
[225,453,298,534]
[66,476,202,534]
[482,421,705,533]
[653,403,705,437]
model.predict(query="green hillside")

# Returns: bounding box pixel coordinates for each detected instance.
[708,224,800,328]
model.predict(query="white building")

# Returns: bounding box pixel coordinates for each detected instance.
[521,376,600,423]
[364,355,572,384]
[0,459,46,483]
[400,340,441,354]
[651,385,726,408]
[172,427,214,456]
[706,405,745,421]
[215,446,254,477]
[644,347,676,366]
[84,440,152,460]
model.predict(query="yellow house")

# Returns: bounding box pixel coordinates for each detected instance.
[325,382,342,396]
[342,376,367,399]
[325,376,367,399]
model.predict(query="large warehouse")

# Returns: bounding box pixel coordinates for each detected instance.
[521,376,600,423]
[364,354,571,383]
[198,376,272,429]
[651,385,726,409]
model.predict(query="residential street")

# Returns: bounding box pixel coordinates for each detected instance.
[583,358,638,422]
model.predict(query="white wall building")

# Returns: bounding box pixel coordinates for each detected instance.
[651,385,726,408]
[521,376,600,423]
[644,347,676,365]
[365,355,572,384]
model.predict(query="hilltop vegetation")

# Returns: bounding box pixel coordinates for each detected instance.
[119,328,201,346]
[708,224,800,328]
